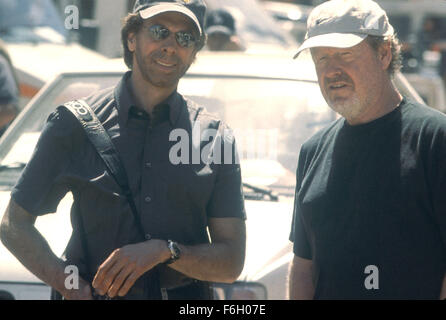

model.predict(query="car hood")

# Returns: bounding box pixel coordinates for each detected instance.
[239,197,294,281]
[0,191,294,284]
[0,191,72,283]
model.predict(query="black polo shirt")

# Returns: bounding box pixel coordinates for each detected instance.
[12,71,246,289]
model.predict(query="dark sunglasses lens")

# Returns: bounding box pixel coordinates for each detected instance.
[176,32,196,48]
[149,25,170,40]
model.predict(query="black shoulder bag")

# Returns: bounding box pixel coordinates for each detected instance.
[51,99,148,300]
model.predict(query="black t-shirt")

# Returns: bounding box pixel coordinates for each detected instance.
[290,98,446,299]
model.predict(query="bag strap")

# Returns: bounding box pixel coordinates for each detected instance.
[62,99,146,239]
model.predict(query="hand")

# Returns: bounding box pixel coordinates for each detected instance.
[62,277,93,300]
[92,240,170,298]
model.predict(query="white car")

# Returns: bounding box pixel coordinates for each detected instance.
[0,0,109,108]
[0,51,423,300]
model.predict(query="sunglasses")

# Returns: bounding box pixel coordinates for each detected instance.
[147,24,198,48]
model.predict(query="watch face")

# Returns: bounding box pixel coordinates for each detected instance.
[169,240,181,260]
[173,242,181,257]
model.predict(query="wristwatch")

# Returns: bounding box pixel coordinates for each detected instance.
[165,240,181,264]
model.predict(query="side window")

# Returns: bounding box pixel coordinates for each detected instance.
[387,15,411,42]
[422,15,446,41]
[419,16,446,77]
[387,15,416,72]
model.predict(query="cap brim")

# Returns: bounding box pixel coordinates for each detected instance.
[293,33,367,59]
[139,3,202,35]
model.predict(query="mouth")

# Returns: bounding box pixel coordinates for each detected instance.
[155,60,176,68]
[328,83,349,90]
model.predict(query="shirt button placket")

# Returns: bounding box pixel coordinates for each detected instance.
[141,125,154,234]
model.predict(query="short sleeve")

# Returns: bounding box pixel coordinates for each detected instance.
[206,125,246,220]
[0,55,19,106]
[11,107,79,216]
[289,145,312,259]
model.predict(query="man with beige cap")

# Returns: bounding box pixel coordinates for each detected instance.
[289,0,446,299]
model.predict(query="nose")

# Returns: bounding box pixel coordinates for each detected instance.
[320,58,343,79]
[160,33,178,55]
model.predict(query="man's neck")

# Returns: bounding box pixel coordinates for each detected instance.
[130,71,176,115]
[345,83,403,126]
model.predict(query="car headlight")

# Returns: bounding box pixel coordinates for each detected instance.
[213,281,267,300]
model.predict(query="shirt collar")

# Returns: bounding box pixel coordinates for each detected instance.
[114,71,184,127]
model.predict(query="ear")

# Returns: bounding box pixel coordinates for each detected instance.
[127,33,136,52]
[378,41,392,71]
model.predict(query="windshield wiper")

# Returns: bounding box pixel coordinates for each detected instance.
[0,162,27,172]
[243,183,279,202]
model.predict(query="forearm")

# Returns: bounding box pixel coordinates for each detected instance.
[92,218,245,298]
[288,255,315,300]
[167,217,245,283]
[0,201,68,295]
[168,241,244,283]
[91,238,244,298]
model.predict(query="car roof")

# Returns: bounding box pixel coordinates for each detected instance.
[189,51,317,81]
[58,51,318,83]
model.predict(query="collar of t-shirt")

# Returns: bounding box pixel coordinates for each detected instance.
[342,98,405,134]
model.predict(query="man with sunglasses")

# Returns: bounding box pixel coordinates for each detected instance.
[1,0,246,300]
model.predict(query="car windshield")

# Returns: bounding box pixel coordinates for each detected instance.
[0,73,333,193]
[0,0,67,44]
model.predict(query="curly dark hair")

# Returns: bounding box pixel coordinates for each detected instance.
[365,34,403,77]
[121,13,144,69]
[121,13,206,69]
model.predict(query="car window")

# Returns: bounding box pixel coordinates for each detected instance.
[179,77,332,190]
[0,74,121,187]
[422,16,446,39]
[0,73,333,192]
[0,0,67,43]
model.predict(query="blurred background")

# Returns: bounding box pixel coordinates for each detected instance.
[0,0,445,110]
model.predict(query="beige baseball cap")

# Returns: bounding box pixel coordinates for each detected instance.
[293,0,394,58]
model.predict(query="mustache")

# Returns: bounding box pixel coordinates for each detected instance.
[152,52,179,64]
[325,74,353,86]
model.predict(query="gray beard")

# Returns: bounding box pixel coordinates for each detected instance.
[329,95,363,122]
